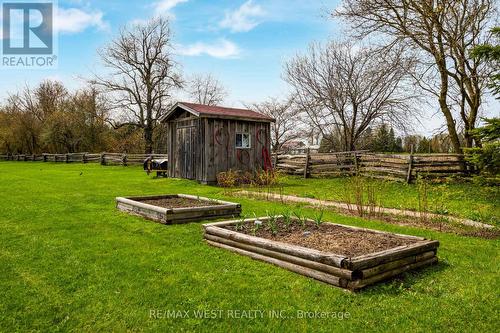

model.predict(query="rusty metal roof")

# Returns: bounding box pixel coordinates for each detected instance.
[162,102,275,122]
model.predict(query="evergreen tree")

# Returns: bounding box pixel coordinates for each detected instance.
[471,27,500,97]
[372,124,390,152]
[395,137,403,152]
[417,137,432,153]
[388,127,397,152]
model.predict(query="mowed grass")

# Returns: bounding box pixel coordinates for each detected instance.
[0,162,498,332]
[249,175,500,226]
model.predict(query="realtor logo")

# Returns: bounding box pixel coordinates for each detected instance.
[1,1,57,68]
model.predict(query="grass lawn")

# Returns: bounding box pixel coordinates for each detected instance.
[246,175,500,226]
[0,162,498,332]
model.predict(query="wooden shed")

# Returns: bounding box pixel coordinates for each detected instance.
[161,102,275,184]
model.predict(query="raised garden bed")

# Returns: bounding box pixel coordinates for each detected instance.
[203,217,439,290]
[116,194,241,224]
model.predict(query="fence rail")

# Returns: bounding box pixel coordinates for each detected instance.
[1,151,468,183]
[275,150,468,183]
[0,153,168,166]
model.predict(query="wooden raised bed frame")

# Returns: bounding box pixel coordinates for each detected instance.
[116,194,241,224]
[203,217,439,291]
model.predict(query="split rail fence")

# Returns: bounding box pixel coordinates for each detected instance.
[0,151,469,183]
[275,150,468,183]
[0,153,168,166]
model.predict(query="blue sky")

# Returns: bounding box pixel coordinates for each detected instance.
[0,0,341,102]
[0,0,497,135]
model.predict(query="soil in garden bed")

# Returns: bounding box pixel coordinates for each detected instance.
[139,197,222,209]
[224,219,419,257]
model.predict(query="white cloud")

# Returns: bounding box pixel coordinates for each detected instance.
[177,39,240,59]
[129,18,149,27]
[153,0,188,17]
[220,0,265,33]
[55,8,108,34]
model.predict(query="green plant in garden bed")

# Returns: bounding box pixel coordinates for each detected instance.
[235,214,247,231]
[0,162,498,332]
[282,209,293,229]
[313,209,324,228]
[266,210,279,236]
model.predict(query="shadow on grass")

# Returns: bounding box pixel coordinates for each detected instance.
[360,259,450,295]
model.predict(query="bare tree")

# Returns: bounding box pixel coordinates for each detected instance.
[188,74,228,105]
[3,81,68,153]
[91,17,182,153]
[249,97,301,152]
[336,0,497,152]
[284,41,417,151]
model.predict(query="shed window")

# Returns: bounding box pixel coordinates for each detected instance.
[236,133,251,148]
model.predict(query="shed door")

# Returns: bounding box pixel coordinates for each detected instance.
[176,125,197,180]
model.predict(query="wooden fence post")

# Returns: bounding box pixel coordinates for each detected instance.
[406,148,414,184]
[82,153,87,164]
[100,153,106,165]
[65,154,69,163]
[354,152,359,175]
[303,148,310,179]
[122,153,128,166]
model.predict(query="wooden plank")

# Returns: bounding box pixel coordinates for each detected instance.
[348,256,438,290]
[310,164,356,171]
[359,251,436,279]
[205,240,346,288]
[346,240,440,270]
[206,233,350,280]
[359,167,408,176]
[204,226,347,268]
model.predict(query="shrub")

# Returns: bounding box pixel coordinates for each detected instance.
[239,171,255,185]
[253,169,282,187]
[465,118,500,176]
[216,169,283,188]
[466,142,500,175]
[216,170,238,188]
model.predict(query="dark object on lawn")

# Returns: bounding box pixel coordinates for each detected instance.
[144,157,168,177]
[116,194,241,224]
[203,217,439,291]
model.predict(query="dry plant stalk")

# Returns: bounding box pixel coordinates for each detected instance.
[352,176,365,217]
[417,176,429,223]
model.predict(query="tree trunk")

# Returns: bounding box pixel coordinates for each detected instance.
[440,100,462,154]
[144,125,153,154]
[436,55,462,154]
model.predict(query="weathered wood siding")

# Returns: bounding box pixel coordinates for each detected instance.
[201,118,271,184]
[165,109,272,184]
[167,111,202,180]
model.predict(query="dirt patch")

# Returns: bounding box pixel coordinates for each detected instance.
[225,219,419,257]
[139,197,221,209]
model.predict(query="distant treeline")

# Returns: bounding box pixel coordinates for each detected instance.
[318,124,459,154]
[0,81,167,155]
